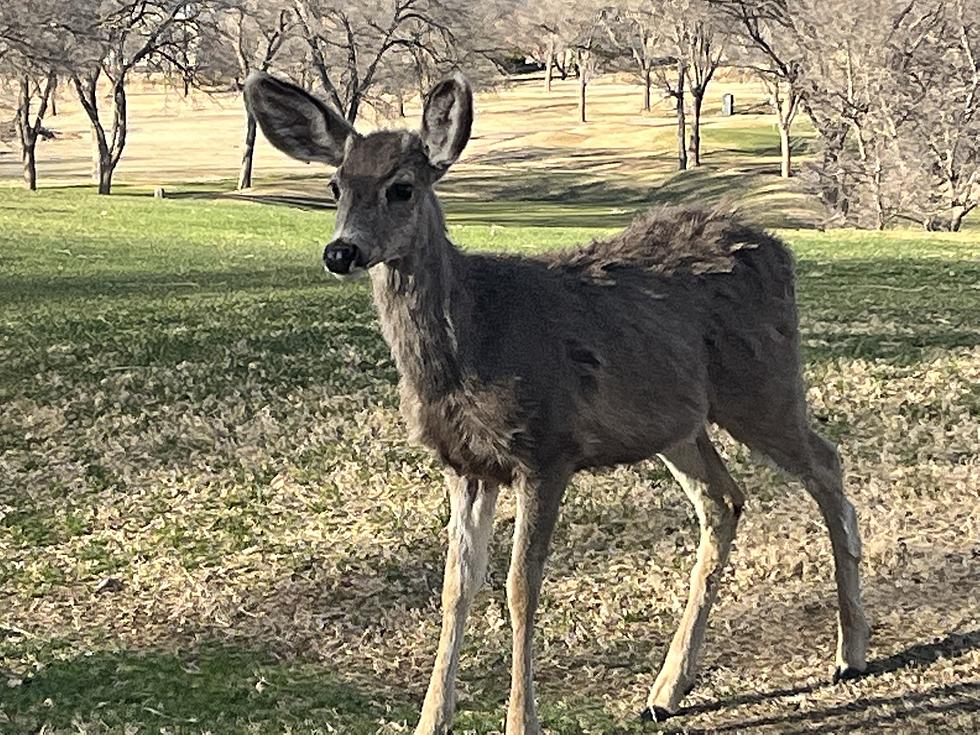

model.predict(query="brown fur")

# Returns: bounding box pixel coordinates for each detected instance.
[382,204,799,484]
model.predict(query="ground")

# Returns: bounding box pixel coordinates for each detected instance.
[0,74,979,734]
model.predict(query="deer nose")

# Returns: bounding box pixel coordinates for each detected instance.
[323,240,360,275]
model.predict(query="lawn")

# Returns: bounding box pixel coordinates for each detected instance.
[1,188,978,734]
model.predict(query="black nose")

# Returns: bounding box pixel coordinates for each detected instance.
[323,240,359,274]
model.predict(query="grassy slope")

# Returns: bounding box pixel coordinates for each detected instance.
[1,190,979,734]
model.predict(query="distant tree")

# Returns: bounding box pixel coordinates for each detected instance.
[291,0,460,125]
[722,0,978,229]
[214,1,294,189]
[716,0,809,178]
[683,13,724,166]
[905,0,979,230]
[515,2,574,92]
[0,0,66,189]
[571,4,605,123]
[602,1,662,111]
[11,70,57,191]
[61,0,210,194]
[646,0,695,170]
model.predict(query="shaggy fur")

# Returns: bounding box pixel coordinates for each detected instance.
[385,204,800,485]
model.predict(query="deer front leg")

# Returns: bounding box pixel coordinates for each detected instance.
[415,473,499,735]
[506,470,569,735]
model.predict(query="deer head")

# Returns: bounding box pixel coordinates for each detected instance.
[244,71,473,278]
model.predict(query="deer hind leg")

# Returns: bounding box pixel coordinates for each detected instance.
[506,469,569,735]
[644,428,745,722]
[415,473,499,735]
[756,427,870,679]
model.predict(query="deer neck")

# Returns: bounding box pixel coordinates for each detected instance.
[370,194,467,397]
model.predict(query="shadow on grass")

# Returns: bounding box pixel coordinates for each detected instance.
[675,681,980,734]
[142,156,803,229]
[678,629,980,724]
[166,190,338,212]
[0,265,324,303]
[4,642,414,734]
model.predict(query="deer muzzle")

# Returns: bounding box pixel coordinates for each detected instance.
[323,240,363,276]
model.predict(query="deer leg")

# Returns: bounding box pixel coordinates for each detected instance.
[750,426,870,680]
[415,473,499,735]
[800,430,870,679]
[506,469,569,735]
[644,429,744,722]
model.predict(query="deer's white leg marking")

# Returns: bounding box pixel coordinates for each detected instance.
[415,474,499,735]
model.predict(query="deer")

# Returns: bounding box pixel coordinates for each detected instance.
[243,71,871,735]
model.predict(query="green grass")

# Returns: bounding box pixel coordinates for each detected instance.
[1,188,978,734]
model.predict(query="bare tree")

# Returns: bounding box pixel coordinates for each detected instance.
[567,2,611,123]
[684,14,724,166]
[648,1,691,171]
[716,0,808,178]
[0,54,57,191]
[886,0,979,230]
[292,0,459,125]
[217,1,293,189]
[603,1,663,111]
[0,0,66,189]
[762,73,800,177]
[516,2,574,92]
[739,0,980,230]
[12,70,57,190]
[64,0,208,194]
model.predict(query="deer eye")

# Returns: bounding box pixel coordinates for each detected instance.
[387,182,413,203]
[329,180,341,200]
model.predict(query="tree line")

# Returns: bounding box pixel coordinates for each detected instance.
[1,0,976,230]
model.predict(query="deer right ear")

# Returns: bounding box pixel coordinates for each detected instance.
[244,71,355,166]
[420,73,473,175]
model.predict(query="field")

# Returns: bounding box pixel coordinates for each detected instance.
[1,75,979,734]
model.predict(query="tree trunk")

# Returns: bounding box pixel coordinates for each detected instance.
[557,50,568,79]
[675,66,687,171]
[91,129,102,184]
[97,161,113,194]
[872,154,885,230]
[579,70,587,123]
[22,140,38,191]
[642,67,652,112]
[72,70,119,195]
[238,112,257,190]
[93,82,127,195]
[16,73,55,191]
[545,44,554,92]
[949,207,969,232]
[97,148,113,195]
[688,92,703,166]
[778,122,792,178]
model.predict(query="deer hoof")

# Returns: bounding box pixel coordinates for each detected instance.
[833,666,865,684]
[640,705,673,723]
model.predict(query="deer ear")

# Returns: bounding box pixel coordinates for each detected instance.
[244,71,355,166]
[420,73,473,174]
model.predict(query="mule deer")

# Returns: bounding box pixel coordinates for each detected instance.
[244,71,870,734]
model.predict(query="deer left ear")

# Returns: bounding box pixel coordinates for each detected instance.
[420,73,473,176]
[244,71,355,166]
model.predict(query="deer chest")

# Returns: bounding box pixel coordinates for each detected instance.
[398,378,524,485]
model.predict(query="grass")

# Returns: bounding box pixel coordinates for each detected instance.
[1,185,978,735]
